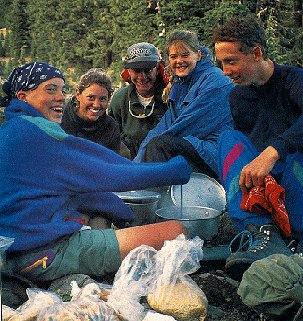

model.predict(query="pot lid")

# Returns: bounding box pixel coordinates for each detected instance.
[114,190,161,202]
[171,172,226,212]
[156,205,221,220]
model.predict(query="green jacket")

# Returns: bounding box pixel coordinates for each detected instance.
[109,81,167,158]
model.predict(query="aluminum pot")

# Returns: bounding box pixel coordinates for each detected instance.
[125,200,159,226]
[156,205,221,240]
[171,172,226,212]
[114,190,161,226]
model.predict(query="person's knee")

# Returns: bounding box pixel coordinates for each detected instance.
[163,220,190,238]
[115,220,189,259]
[144,135,172,162]
[219,129,246,142]
[147,135,171,150]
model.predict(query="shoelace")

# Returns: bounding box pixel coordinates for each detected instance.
[293,303,303,321]
[229,229,270,253]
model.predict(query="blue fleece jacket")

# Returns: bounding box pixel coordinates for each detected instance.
[134,48,234,174]
[0,99,191,251]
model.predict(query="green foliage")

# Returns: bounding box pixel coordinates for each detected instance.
[200,2,250,48]
[0,0,12,27]
[0,0,302,87]
[157,0,210,52]
[6,0,30,60]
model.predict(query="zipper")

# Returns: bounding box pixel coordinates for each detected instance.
[20,256,48,273]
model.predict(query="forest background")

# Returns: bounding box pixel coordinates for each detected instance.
[0,0,302,94]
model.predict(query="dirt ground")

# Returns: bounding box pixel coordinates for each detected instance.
[190,213,303,321]
[192,270,259,321]
[192,212,262,321]
[191,262,303,321]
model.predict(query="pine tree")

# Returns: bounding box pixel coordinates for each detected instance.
[6,0,30,60]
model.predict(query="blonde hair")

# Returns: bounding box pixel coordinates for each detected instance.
[166,30,201,54]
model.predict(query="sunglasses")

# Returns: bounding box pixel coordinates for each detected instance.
[131,67,156,74]
[128,101,155,118]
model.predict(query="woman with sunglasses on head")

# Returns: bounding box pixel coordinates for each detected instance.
[134,30,234,179]
[109,42,169,159]
[61,69,121,154]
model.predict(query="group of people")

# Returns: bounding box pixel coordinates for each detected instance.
[1,14,303,286]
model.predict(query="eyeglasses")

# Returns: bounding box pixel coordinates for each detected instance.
[128,101,155,118]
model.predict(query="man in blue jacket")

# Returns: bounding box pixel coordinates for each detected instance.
[0,62,191,283]
[213,15,303,279]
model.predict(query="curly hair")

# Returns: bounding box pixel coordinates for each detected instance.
[77,68,114,98]
[212,15,269,59]
[166,30,201,54]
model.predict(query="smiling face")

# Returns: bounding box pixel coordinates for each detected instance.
[75,83,109,122]
[168,42,202,78]
[215,41,262,86]
[17,78,66,123]
[128,67,158,97]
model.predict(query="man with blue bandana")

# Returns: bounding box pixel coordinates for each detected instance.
[0,62,191,282]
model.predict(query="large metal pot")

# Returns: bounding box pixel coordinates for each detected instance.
[156,173,226,240]
[114,190,161,226]
[171,172,226,212]
[156,205,221,240]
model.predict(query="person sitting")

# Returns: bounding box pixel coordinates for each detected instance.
[134,30,234,179]
[213,15,303,279]
[109,42,169,159]
[0,62,192,284]
[61,68,121,153]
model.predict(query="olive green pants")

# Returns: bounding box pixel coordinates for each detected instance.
[5,229,121,282]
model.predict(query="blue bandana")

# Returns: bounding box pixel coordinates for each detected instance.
[2,62,65,105]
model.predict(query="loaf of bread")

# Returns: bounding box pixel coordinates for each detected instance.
[147,280,208,321]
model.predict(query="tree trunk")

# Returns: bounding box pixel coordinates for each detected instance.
[294,0,302,28]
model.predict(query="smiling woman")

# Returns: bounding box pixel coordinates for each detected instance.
[134,30,234,179]
[61,68,121,153]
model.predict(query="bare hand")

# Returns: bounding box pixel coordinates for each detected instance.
[239,146,280,193]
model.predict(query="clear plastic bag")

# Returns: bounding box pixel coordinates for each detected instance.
[37,302,78,321]
[142,310,177,321]
[38,282,119,321]
[107,245,158,321]
[0,236,14,254]
[38,297,120,321]
[2,305,18,321]
[17,288,62,321]
[107,234,207,321]
[70,280,112,302]
[5,280,119,321]
[147,234,208,321]
[8,288,62,321]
